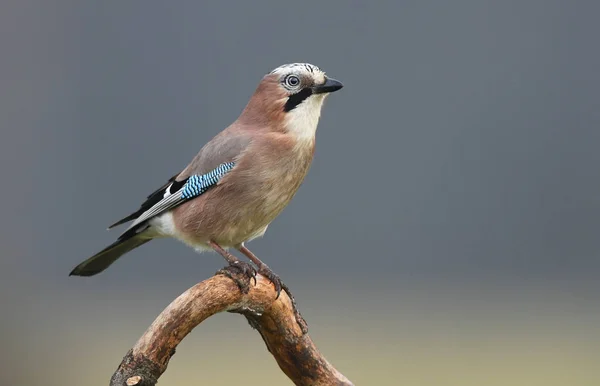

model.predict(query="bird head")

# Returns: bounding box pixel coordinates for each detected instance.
[240,63,343,140]
[269,63,343,110]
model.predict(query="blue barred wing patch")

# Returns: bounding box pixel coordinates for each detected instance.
[181,162,235,200]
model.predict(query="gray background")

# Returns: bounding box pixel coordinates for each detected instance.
[1,1,599,385]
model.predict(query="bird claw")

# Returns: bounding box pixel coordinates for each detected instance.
[258,266,283,299]
[258,265,308,334]
[217,261,257,294]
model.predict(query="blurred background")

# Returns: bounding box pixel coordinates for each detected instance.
[1,1,600,385]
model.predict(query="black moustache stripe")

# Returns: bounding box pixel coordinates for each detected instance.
[284,88,313,112]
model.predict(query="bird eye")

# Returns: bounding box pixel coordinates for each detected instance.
[285,75,300,88]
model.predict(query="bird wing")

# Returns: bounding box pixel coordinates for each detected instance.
[108,129,253,233]
[107,173,180,229]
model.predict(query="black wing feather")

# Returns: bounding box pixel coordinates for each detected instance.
[107,173,188,229]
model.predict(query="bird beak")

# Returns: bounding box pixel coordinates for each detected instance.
[312,78,344,94]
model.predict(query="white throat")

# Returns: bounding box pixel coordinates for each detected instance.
[285,94,327,141]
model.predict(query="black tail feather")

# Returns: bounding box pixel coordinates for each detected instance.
[69,233,151,277]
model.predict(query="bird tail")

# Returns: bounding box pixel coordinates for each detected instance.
[69,231,151,277]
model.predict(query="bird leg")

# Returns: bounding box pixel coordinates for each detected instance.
[210,241,256,294]
[237,244,308,333]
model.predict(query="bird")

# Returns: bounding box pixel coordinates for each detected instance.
[69,62,343,300]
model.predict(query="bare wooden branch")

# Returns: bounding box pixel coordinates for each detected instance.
[110,273,354,386]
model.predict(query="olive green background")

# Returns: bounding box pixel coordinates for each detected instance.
[1,1,599,385]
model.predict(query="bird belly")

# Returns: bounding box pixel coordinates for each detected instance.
[169,181,298,250]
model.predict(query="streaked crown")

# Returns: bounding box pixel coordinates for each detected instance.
[270,62,325,78]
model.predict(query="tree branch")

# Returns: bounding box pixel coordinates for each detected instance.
[109,273,354,386]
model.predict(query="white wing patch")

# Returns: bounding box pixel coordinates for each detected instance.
[163,183,173,198]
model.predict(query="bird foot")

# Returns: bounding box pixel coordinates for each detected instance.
[259,265,308,334]
[217,261,257,294]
